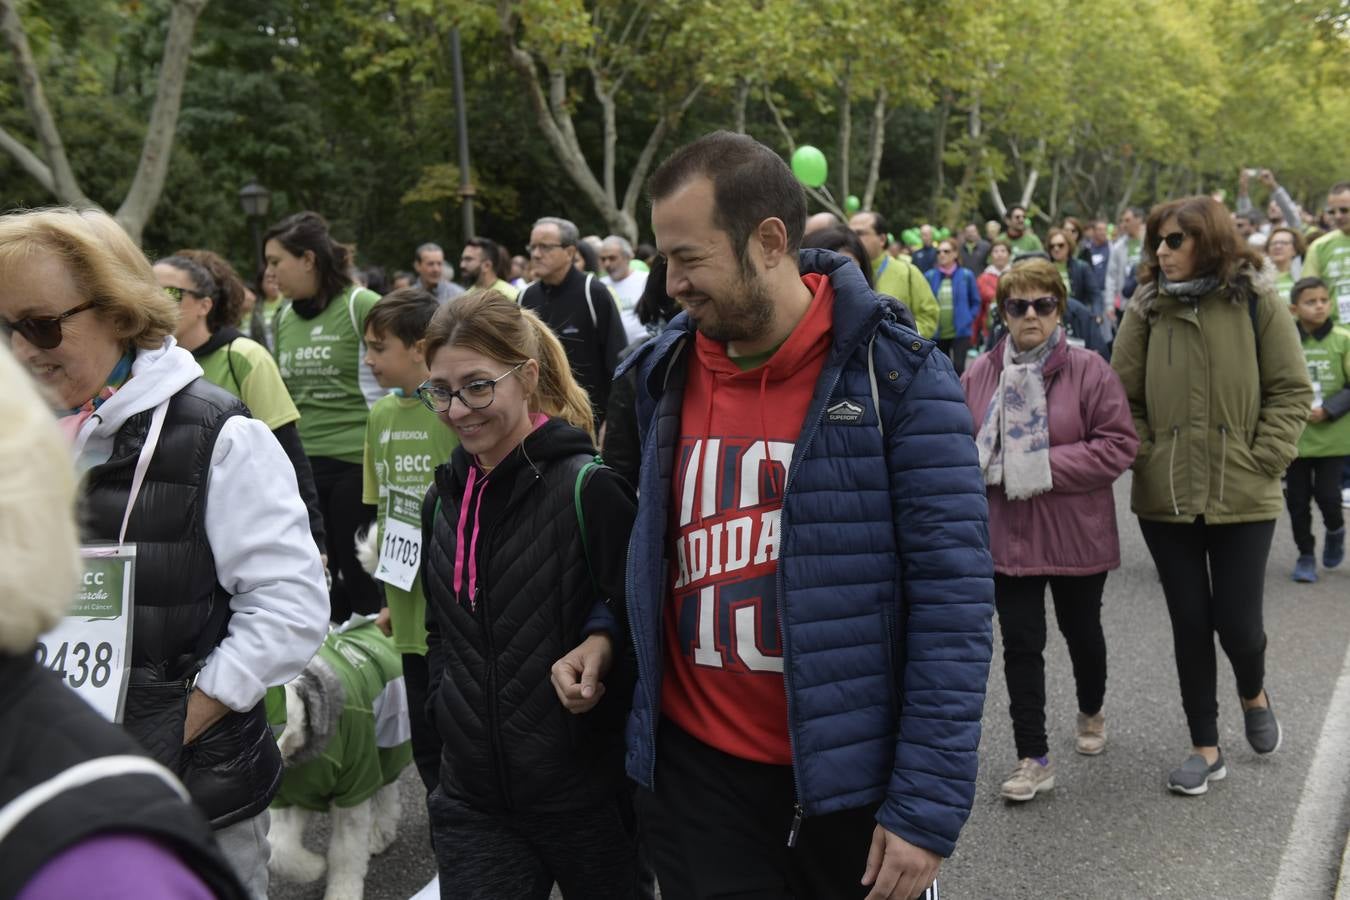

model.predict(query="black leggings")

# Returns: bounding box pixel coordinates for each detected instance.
[1286,456,1346,554]
[310,456,381,622]
[994,573,1109,759]
[1138,517,1275,747]
[402,652,442,795]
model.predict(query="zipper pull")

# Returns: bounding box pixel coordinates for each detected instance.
[786,802,803,848]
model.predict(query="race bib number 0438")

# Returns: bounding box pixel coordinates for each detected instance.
[35,546,136,722]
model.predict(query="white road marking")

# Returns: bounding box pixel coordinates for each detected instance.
[1272,632,1350,899]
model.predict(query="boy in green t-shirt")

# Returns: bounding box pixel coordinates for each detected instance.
[360,288,459,791]
[1286,277,1350,583]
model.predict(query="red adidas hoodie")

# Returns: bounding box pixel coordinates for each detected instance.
[661,273,835,764]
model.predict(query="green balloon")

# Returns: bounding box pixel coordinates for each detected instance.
[790,145,828,189]
[935,227,951,240]
[845,194,861,214]
[901,228,921,247]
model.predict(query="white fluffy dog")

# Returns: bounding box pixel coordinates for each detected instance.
[267,614,411,900]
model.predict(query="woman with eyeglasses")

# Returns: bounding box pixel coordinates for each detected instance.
[0,208,327,895]
[417,290,639,898]
[924,237,981,373]
[268,211,386,623]
[961,258,1137,803]
[153,251,324,550]
[1111,196,1311,796]
[1264,226,1305,301]
[1046,226,1104,324]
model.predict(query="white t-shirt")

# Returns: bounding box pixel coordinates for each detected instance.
[603,269,650,343]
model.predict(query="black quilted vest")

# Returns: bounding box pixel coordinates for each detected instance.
[423,419,628,814]
[81,377,282,827]
[0,654,247,899]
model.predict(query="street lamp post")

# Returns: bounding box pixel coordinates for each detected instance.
[238,180,271,275]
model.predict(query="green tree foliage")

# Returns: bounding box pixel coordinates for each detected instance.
[1,0,1346,268]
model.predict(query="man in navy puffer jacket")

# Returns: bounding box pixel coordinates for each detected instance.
[622,131,994,900]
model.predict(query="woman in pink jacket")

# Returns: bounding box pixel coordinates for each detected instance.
[960,258,1139,804]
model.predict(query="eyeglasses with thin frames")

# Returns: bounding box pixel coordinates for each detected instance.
[0,300,97,350]
[526,242,567,255]
[416,363,525,413]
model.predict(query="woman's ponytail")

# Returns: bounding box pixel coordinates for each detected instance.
[522,312,596,441]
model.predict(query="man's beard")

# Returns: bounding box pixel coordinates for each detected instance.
[693,267,775,345]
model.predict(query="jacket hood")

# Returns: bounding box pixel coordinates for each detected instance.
[692,271,834,382]
[1132,259,1275,317]
[73,337,203,450]
[621,248,893,400]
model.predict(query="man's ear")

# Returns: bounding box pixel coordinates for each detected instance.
[754,217,792,269]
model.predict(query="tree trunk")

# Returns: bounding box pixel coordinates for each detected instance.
[837,72,852,204]
[861,88,887,212]
[114,0,209,243]
[0,0,93,206]
[930,92,951,220]
[733,77,750,134]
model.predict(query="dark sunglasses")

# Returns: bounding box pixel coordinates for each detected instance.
[0,300,97,350]
[1048,242,1068,250]
[1003,296,1058,319]
[1159,231,1187,250]
[1331,206,1350,216]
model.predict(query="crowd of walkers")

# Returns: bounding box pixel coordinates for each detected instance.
[1,130,1348,900]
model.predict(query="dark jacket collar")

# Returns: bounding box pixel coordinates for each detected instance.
[191,327,243,359]
[537,265,585,296]
[1303,318,1336,341]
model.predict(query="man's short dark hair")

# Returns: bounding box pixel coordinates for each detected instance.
[1236,210,1262,225]
[1007,204,1027,218]
[648,131,806,272]
[1327,181,1350,195]
[466,237,501,276]
[364,288,439,346]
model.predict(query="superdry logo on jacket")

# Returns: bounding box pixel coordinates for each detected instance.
[620,248,995,858]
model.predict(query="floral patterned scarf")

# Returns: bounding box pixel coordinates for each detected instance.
[975,329,1059,500]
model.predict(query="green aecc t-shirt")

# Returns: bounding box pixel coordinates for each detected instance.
[362,394,459,654]
[275,285,384,462]
[198,335,299,431]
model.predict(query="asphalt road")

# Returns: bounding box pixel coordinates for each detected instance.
[272,476,1350,899]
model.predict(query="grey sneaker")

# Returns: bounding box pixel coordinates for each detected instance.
[1076,711,1106,755]
[1167,752,1227,795]
[1000,757,1055,802]
[1244,695,1283,754]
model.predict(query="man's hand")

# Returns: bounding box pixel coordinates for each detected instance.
[1260,168,1279,190]
[182,689,231,745]
[861,826,941,900]
[1310,407,1328,424]
[375,606,393,636]
[1238,167,1250,194]
[550,633,613,714]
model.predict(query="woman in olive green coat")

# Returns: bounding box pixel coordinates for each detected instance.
[1111,196,1311,797]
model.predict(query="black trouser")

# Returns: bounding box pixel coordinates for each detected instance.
[1138,517,1274,747]
[637,720,937,900]
[427,787,637,899]
[402,652,441,795]
[1286,456,1347,554]
[994,572,1109,760]
[309,456,381,622]
[936,337,972,375]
